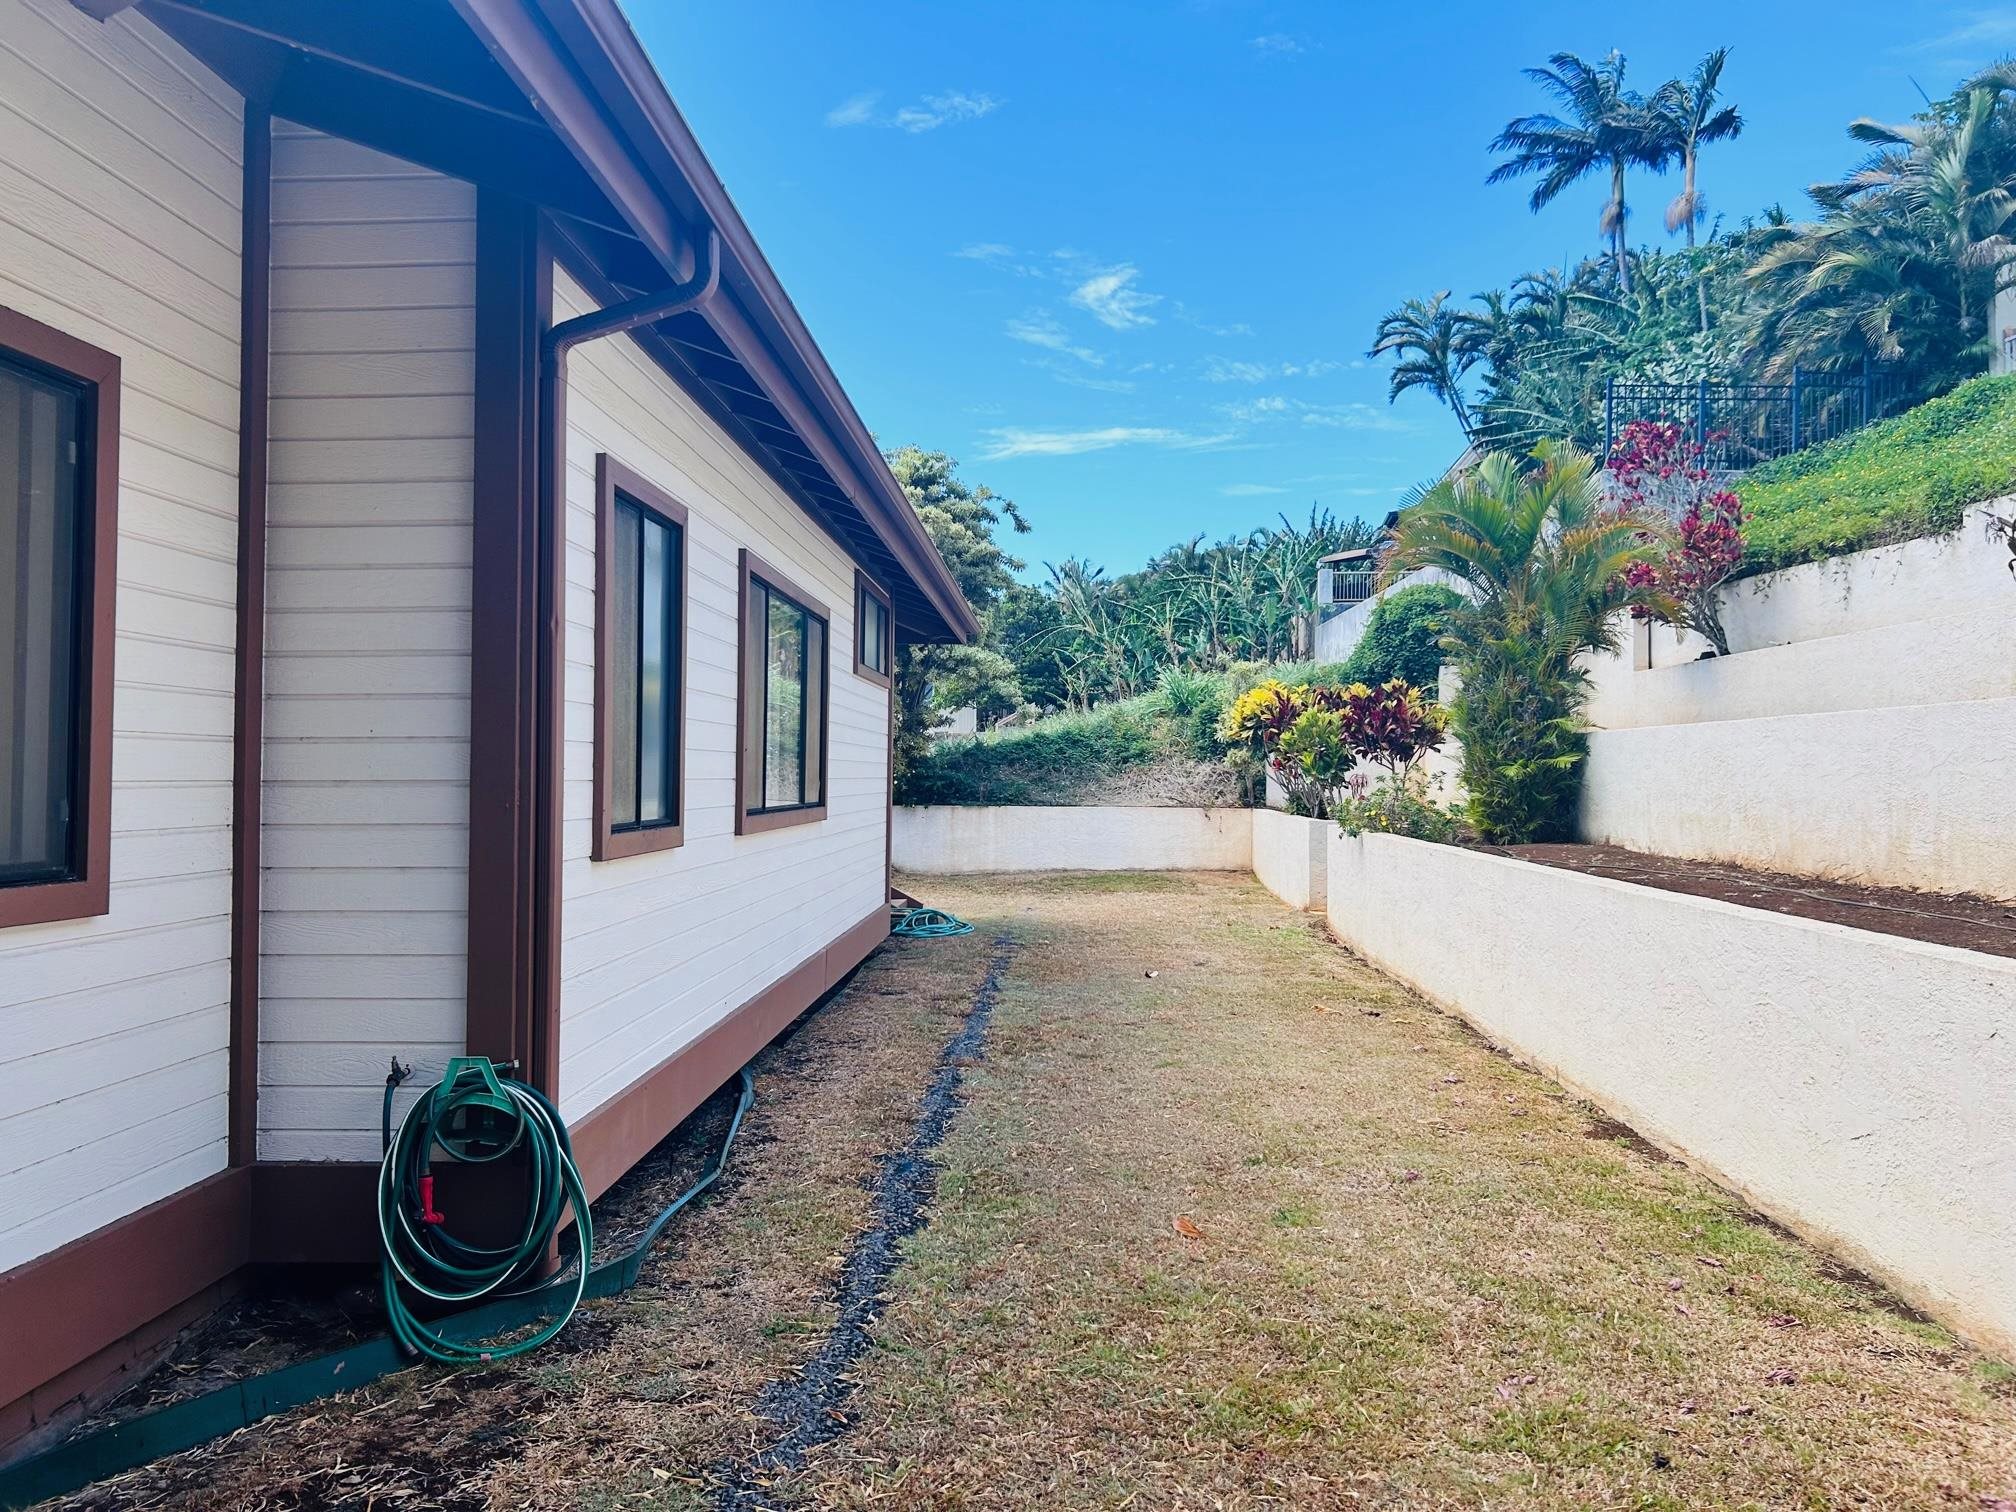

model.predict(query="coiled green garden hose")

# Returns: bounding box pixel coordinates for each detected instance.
[893,905,974,938]
[377,1056,591,1363]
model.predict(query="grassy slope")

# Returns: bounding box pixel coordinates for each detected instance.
[1737,373,2016,575]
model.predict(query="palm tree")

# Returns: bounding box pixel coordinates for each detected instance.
[1381,443,1669,841]
[1748,83,2016,397]
[1651,48,1744,333]
[1370,290,1479,434]
[1833,86,2016,339]
[1488,51,1665,293]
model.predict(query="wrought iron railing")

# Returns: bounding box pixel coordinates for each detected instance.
[1603,366,1901,471]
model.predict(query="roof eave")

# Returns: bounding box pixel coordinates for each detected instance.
[449,0,979,644]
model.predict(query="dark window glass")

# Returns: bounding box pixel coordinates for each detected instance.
[746,577,826,813]
[1,354,85,888]
[858,588,888,675]
[609,493,679,833]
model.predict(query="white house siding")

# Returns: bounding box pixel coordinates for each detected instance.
[553,269,889,1125]
[0,0,242,1272]
[257,126,475,1161]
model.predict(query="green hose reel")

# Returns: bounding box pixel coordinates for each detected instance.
[377,1056,592,1363]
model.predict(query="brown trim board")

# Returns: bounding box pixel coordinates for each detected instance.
[570,902,891,1198]
[228,106,272,1167]
[467,191,548,1076]
[0,305,120,930]
[0,1169,250,1417]
[592,452,688,861]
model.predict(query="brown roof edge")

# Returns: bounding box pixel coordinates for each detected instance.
[450,0,978,645]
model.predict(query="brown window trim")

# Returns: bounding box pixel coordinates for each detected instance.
[592,454,689,860]
[851,568,893,688]
[0,306,119,930]
[735,547,829,836]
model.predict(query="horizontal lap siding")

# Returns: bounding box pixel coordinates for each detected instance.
[0,0,241,1272]
[554,270,888,1123]
[258,126,473,1162]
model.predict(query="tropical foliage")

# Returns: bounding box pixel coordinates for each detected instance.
[1020,508,1378,709]
[1336,583,1465,689]
[1608,421,1747,653]
[1376,53,2016,477]
[1219,677,1446,820]
[1383,443,1668,843]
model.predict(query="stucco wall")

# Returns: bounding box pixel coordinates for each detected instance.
[1580,696,2016,900]
[0,0,243,1272]
[1251,809,1328,910]
[1585,606,2016,729]
[894,806,1252,875]
[1323,831,2016,1359]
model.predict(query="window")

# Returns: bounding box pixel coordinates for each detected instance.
[853,570,891,685]
[736,550,828,834]
[592,456,686,860]
[0,309,117,929]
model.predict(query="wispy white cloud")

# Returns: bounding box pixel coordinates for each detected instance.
[824,92,880,127]
[1249,33,1305,55]
[978,425,1233,461]
[1005,311,1104,366]
[1219,395,1406,431]
[827,90,1001,132]
[1201,356,1342,383]
[1068,264,1161,329]
[1220,483,1287,496]
[956,241,1016,261]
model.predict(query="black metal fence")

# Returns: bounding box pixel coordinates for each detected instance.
[1603,366,1902,471]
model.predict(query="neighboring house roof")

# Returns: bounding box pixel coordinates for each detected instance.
[125,0,977,643]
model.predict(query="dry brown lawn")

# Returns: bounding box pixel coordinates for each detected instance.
[46,872,2016,1511]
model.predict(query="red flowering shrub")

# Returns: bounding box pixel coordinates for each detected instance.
[1609,420,1746,654]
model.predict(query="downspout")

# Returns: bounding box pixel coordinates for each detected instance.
[527,228,719,1095]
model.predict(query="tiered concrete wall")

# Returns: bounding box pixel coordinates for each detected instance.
[1323,830,2016,1359]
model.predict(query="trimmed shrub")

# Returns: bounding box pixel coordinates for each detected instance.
[1338,584,1464,691]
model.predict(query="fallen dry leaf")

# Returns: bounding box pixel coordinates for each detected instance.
[1765,1368,1799,1386]
[1695,1256,1726,1269]
[1399,1170,1421,1183]
[1764,1313,1803,1329]
[1172,1214,1206,1240]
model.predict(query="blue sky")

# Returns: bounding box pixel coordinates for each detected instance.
[633,2,2016,579]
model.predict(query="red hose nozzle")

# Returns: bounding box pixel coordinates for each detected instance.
[418,1174,445,1225]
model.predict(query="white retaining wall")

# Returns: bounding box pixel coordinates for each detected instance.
[1581,695,2016,900]
[893,806,1251,875]
[1251,809,1328,910]
[1324,831,2016,1359]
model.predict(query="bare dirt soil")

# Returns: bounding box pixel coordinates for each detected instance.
[36,873,2016,1511]
[1498,843,2016,958]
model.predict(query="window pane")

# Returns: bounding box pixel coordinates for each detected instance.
[609,501,640,828]
[638,515,668,824]
[803,614,825,805]
[1,360,83,886]
[742,581,766,805]
[860,590,887,674]
[763,593,804,808]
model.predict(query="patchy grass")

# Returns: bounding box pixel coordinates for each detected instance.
[44,874,2014,1511]
[794,874,2013,1510]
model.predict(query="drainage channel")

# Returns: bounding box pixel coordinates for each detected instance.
[711,934,1018,1509]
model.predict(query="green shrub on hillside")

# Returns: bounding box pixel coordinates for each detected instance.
[1738,375,2016,575]
[1338,583,1464,689]
[899,658,1363,806]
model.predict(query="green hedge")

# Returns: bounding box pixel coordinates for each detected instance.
[1737,374,2016,575]
[1337,583,1463,688]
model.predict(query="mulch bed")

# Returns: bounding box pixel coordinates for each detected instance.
[1491,843,2016,959]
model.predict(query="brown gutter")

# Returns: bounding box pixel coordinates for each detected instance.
[227,107,272,1166]
[448,0,977,645]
